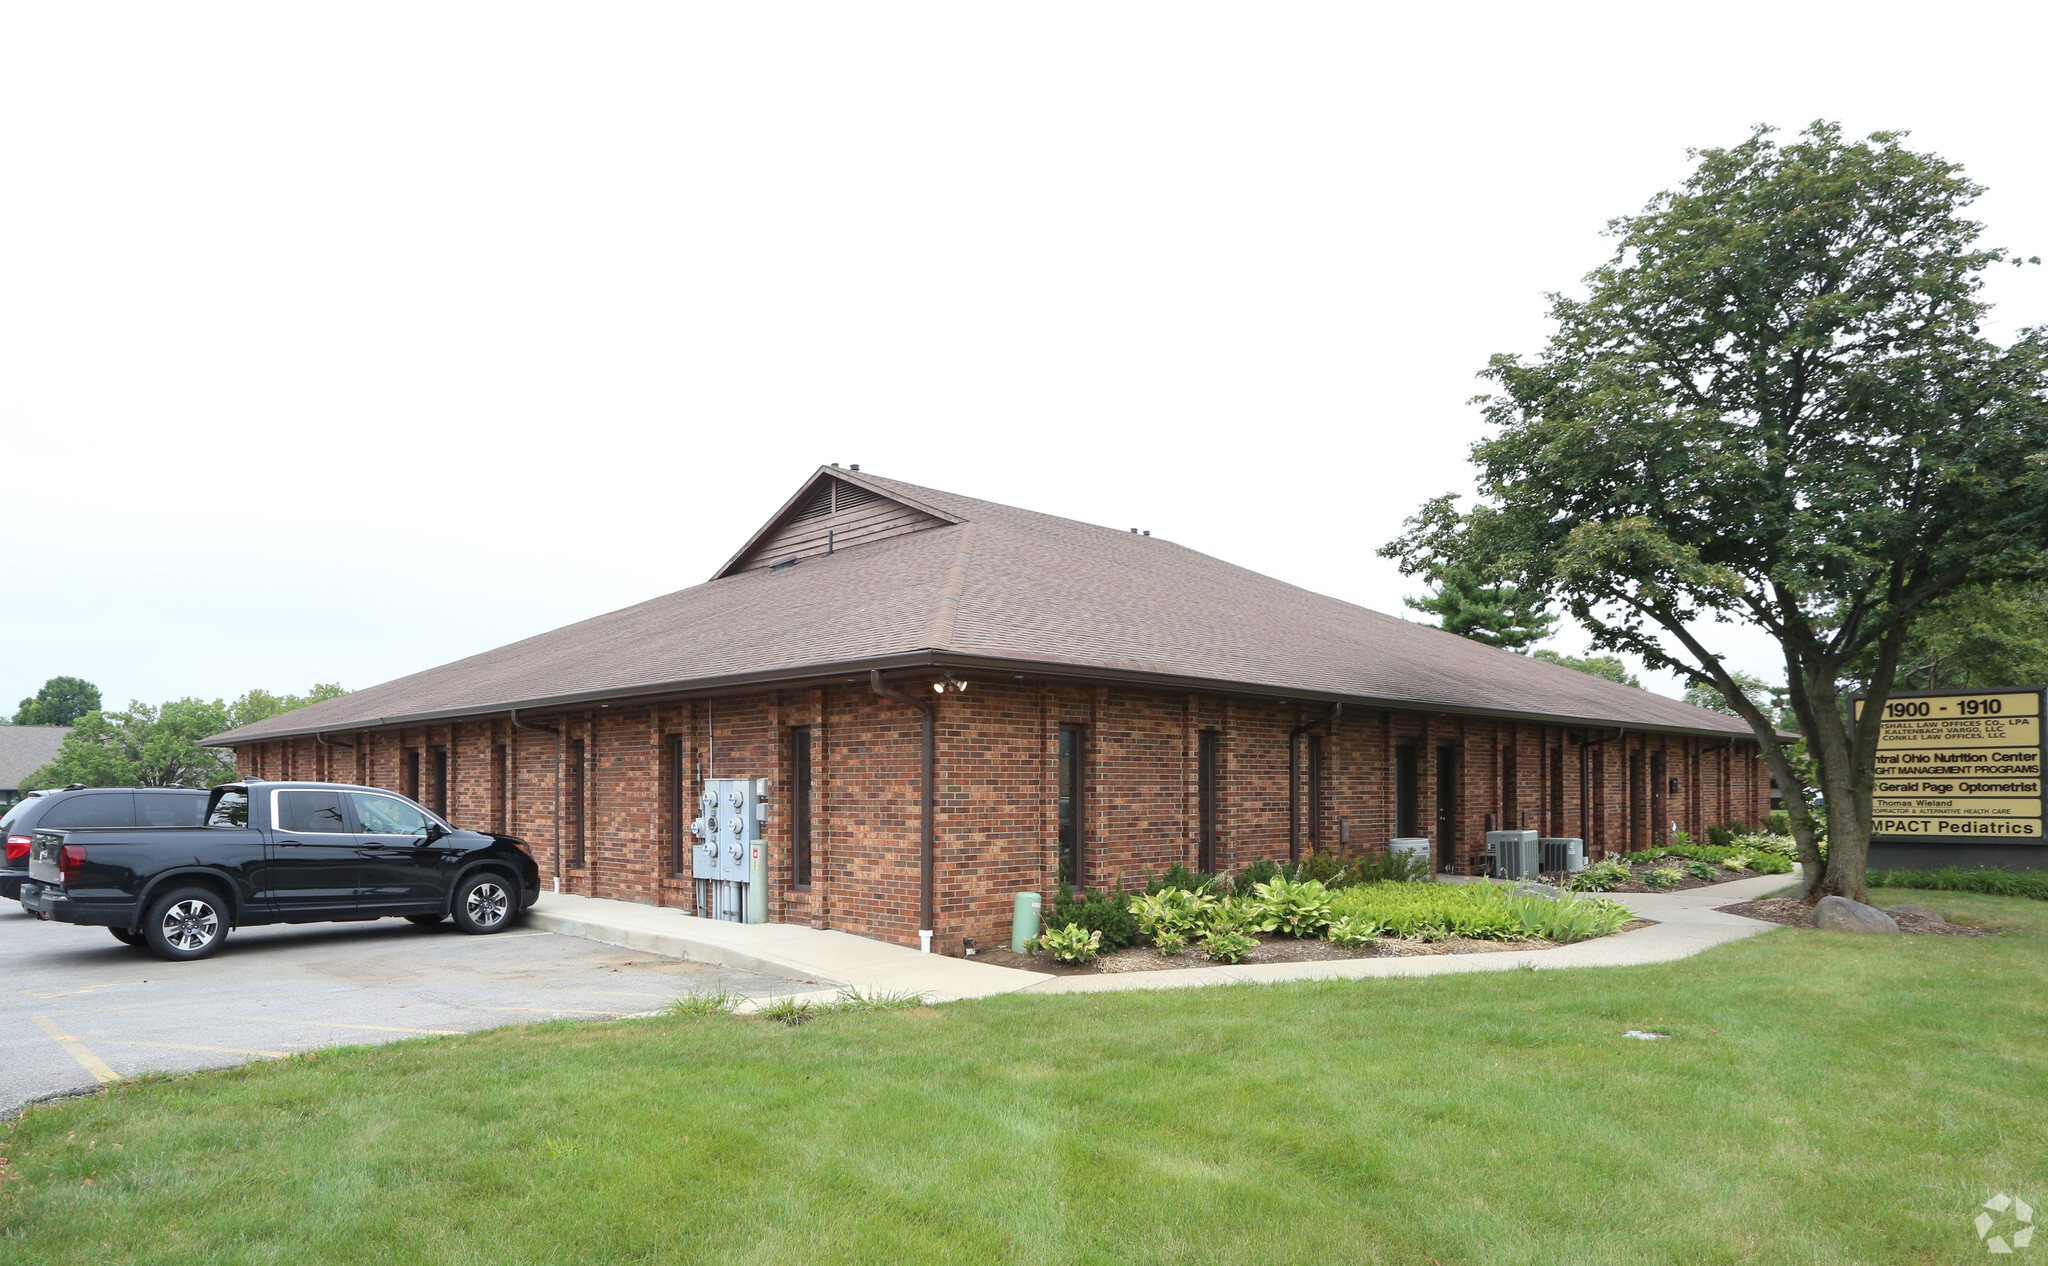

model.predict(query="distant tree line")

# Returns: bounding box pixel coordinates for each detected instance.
[14,678,347,791]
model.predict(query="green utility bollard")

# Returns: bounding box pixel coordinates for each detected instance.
[1011,891,1042,953]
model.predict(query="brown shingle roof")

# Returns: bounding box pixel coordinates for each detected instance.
[204,468,1754,745]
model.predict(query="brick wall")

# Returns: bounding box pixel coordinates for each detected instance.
[233,680,1774,951]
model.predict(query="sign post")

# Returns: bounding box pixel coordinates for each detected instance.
[1852,686,2045,868]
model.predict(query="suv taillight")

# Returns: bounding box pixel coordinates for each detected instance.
[59,844,87,884]
[4,835,29,861]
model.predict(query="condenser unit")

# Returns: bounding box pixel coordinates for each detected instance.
[1539,837,1587,873]
[1485,829,1540,880]
[1389,837,1432,872]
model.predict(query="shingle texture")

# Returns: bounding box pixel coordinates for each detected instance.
[0,726,71,790]
[206,469,1753,745]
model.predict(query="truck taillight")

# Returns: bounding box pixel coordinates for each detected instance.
[59,844,87,884]
[4,835,29,861]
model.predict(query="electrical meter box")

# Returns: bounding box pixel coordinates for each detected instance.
[690,777,770,923]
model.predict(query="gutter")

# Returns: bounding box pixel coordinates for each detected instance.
[870,670,936,952]
[1288,702,1343,864]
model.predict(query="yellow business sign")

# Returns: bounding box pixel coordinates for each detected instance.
[1854,688,2045,843]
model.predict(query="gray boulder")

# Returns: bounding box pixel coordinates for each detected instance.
[1814,896,1900,934]
[1883,903,1946,923]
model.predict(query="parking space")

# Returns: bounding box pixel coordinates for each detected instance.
[0,904,796,1117]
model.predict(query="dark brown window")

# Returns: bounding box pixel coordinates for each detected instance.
[1058,725,1085,888]
[666,733,688,878]
[403,747,421,801]
[1629,751,1646,850]
[789,726,813,888]
[1196,729,1219,874]
[493,744,509,832]
[565,739,586,866]
[1394,741,1419,838]
[1548,746,1565,837]
[431,745,450,818]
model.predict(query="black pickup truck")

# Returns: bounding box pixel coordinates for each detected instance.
[21,779,541,961]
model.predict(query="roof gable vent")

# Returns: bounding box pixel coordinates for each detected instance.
[717,471,959,576]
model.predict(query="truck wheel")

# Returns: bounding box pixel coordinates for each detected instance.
[109,927,142,947]
[450,873,515,935]
[142,887,230,961]
[405,913,446,928]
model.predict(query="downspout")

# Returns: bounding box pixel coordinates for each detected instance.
[510,710,563,887]
[1288,702,1343,864]
[871,670,936,951]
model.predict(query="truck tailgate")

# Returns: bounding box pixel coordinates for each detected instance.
[28,830,65,885]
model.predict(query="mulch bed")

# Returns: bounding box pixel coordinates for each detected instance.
[1718,896,1993,936]
[975,924,1651,976]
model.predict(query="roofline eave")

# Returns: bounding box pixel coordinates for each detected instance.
[205,651,1762,748]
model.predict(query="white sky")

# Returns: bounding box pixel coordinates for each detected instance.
[4,2,2045,717]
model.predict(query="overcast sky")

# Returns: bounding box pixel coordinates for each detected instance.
[4,2,2045,719]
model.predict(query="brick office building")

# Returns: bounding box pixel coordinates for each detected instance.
[206,466,1771,952]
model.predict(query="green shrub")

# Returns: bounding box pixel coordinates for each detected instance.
[1350,850,1434,883]
[1152,930,1188,954]
[1670,830,1691,848]
[1248,877,1336,937]
[1293,852,1357,890]
[1045,886,1141,951]
[1037,923,1102,963]
[1732,832,1796,859]
[1684,860,1718,881]
[1201,930,1258,963]
[1327,915,1384,948]
[1652,843,1744,863]
[1764,809,1791,835]
[1568,857,1632,892]
[1326,881,1634,944]
[1869,866,2048,901]
[1745,852,1793,875]
[1230,858,1281,896]
[1148,863,1220,895]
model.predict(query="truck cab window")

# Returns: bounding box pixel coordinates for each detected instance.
[209,791,250,827]
[276,790,351,834]
[353,793,429,838]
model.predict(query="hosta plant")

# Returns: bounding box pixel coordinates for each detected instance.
[1249,877,1335,937]
[1128,887,1217,943]
[1684,860,1718,881]
[1327,915,1384,948]
[1151,929,1188,954]
[1036,923,1102,964]
[1567,857,1631,892]
[1202,930,1258,963]
[1644,866,1684,887]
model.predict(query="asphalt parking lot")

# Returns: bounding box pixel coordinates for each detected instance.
[0,903,795,1118]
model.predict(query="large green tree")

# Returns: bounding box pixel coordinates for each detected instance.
[1532,649,1642,687]
[23,683,348,790]
[13,676,102,726]
[1855,580,2048,691]
[1683,669,1774,717]
[1403,562,1558,650]
[1381,123,2048,903]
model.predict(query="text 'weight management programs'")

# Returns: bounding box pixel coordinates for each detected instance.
[1855,688,2044,843]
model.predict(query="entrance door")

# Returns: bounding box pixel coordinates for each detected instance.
[265,787,362,915]
[351,791,451,913]
[1434,741,1457,872]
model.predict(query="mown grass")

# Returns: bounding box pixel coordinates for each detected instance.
[2,888,2045,1265]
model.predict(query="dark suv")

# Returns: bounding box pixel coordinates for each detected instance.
[3,787,210,902]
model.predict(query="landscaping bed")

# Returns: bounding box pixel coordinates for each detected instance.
[1562,836,1798,895]
[980,928,1578,976]
[1720,895,1995,936]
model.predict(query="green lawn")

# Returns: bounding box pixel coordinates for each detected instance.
[4,889,2046,1265]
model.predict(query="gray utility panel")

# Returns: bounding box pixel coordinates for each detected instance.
[690,777,770,923]
[1485,829,1540,880]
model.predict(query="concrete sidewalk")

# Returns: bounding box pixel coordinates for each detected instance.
[528,871,1797,1004]
[526,893,1053,1003]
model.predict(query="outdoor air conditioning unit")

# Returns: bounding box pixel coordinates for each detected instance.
[1539,837,1587,873]
[1389,837,1432,872]
[1485,829,1540,880]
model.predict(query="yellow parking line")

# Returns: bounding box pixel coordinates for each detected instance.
[30,1016,122,1085]
[457,1005,625,1015]
[89,1039,289,1058]
[83,1008,460,1035]
[19,981,149,1000]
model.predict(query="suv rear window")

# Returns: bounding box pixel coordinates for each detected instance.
[38,792,137,829]
[0,799,40,834]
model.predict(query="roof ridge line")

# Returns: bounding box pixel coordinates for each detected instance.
[918,520,979,652]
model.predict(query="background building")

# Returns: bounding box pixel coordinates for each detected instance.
[0,726,72,810]
[207,467,1770,950]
